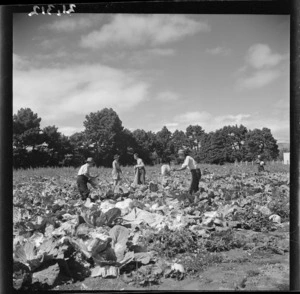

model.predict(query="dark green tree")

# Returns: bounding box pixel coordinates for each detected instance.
[208,130,228,164]
[13,108,43,149]
[68,132,88,166]
[13,108,44,168]
[13,108,41,135]
[218,125,248,162]
[155,126,172,162]
[83,108,124,166]
[170,130,188,151]
[197,132,213,163]
[197,125,248,164]
[41,126,73,166]
[244,128,279,161]
[186,125,205,152]
[69,132,87,148]
[117,128,139,165]
[131,129,156,164]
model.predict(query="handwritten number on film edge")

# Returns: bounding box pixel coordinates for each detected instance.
[28,5,39,16]
[67,4,76,14]
[28,4,76,16]
[47,5,54,15]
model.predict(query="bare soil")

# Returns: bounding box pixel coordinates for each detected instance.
[55,247,289,291]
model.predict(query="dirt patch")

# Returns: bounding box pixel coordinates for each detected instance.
[55,248,289,291]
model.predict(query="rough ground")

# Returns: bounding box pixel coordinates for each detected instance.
[54,226,290,292]
[55,247,289,291]
[13,166,290,292]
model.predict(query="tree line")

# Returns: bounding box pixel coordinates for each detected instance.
[13,107,280,169]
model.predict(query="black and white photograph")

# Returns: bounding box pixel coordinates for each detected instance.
[12,3,291,291]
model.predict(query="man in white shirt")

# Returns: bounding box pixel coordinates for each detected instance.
[77,157,98,201]
[172,149,201,198]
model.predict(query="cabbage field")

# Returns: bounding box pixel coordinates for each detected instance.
[13,163,290,291]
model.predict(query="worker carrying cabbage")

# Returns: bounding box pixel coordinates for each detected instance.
[255,154,265,173]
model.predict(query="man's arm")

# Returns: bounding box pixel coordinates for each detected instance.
[84,165,99,179]
[173,156,188,171]
[173,165,187,171]
[135,159,145,168]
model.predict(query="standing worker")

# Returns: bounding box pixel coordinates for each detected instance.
[77,157,98,202]
[255,155,265,173]
[161,157,171,187]
[133,153,146,185]
[172,149,201,203]
[112,154,122,192]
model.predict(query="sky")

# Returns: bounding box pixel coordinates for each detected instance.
[13,13,290,143]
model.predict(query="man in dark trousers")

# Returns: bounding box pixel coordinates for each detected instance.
[77,157,98,201]
[172,149,201,203]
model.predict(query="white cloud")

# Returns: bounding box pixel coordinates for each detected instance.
[237,69,281,90]
[156,91,179,102]
[46,15,98,32]
[206,46,231,56]
[13,63,149,132]
[246,44,287,69]
[165,123,179,127]
[81,14,210,49]
[174,111,212,124]
[235,44,288,91]
[58,126,84,136]
[215,114,251,125]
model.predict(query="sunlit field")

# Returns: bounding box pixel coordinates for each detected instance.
[13,162,289,291]
[13,162,289,185]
